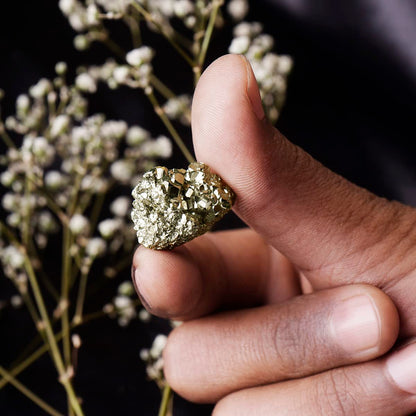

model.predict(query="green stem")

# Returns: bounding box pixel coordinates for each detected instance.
[0,309,108,391]
[158,384,173,416]
[0,367,64,416]
[124,15,142,47]
[150,74,175,99]
[146,90,195,164]
[0,128,16,148]
[61,226,72,367]
[23,256,84,416]
[131,3,194,67]
[194,0,223,85]
[73,266,90,325]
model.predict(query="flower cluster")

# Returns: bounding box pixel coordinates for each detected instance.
[229,21,293,123]
[103,281,149,327]
[0,64,171,300]
[140,334,168,387]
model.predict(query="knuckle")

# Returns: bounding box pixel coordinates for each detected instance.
[315,368,358,416]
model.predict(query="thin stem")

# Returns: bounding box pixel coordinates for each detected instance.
[0,367,64,416]
[150,74,175,99]
[146,90,195,164]
[131,3,194,67]
[73,266,90,325]
[0,127,16,148]
[158,384,173,416]
[93,31,126,59]
[194,0,223,85]
[23,257,84,416]
[124,15,142,47]
[61,226,72,367]
[1,309,109,391]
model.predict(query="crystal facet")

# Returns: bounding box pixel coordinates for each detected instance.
[131,162,235,249]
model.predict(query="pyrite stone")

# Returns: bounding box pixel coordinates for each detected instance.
[131,162,235,249]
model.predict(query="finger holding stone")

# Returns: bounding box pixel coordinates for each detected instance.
[132,228,301,320]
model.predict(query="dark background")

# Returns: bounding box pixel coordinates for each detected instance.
[1,0,416,415]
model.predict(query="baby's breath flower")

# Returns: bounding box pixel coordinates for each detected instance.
[233,21,263,37]
[69,214,90,235]
[173,0,194,18]
[227,0,249,21]
[0,171,15,187]
[126,126,150,146]
[110,196,130,217]
[75,73,97,93]
[126,46,154,67]
[37,211,58,234]
[138,308,151,322]
[50,114,70,138]
[1,246,25,269]
[85,237,106,258]
[44,171,67,190]
[98,218,121,239]
[140,135,172,159]
[228,35,250,54]
[29,79,52,99]
[11,294,23,308]
[59,0,76,15]
[110,160,135,183]
[74,34,91,51]
[118,281,134,296]
[55,61,68,75]
[16,94,30,116]
[113,66,131,84]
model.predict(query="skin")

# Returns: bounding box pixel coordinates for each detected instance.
[132,55,416,415]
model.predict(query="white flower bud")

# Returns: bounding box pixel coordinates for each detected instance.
[98,218,120,239]
[110,160,135,183]
[126,46,154,67]
[86,4,100,25]
[118,281,134,296]
[16,94,30,114]
[113,66,131,83]
[277,55,294,75]
[11,295,23,308]
[141,135,172,159]
[233,21,263,37]
[101,120,127,139]
[38,211,58,233]
[229,36,250,54]
[173,0,194,17]
[44,171,67,190]
[126,126,150,146]
[227,0,249,21]
[55,61,68,75]
[29,79,52,99]
[50,114,70,138]
[140,348,150,361]
[59,0,76,15]
[138,308,151,322]
[114,295,131,310]
[150,334,167,359]
[74,34,91,51]
[75,73,97,93]
[2,246,25,269]
[69,214,90,235]
[85,238,106,258]
[1,171,15,187]
[110,196,130,217]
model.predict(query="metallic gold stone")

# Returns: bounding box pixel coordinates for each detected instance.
[131,162,235,249]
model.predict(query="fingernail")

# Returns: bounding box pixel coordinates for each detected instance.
[386,342,416,394]
[240,55,265,120]
[331,295,380,355]
[131,266,152,311]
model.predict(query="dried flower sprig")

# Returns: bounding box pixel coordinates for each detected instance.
[1,1,292,415]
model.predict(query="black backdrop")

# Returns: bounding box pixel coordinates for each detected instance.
[1,0,416,415]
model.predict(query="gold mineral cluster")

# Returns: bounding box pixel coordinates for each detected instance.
[131,162,235,249]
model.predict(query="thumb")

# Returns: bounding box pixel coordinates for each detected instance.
[192,54,414,289]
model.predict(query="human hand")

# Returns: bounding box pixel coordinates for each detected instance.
[132,55,416,414]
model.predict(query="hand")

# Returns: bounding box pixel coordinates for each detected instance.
[132,55,416,415]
